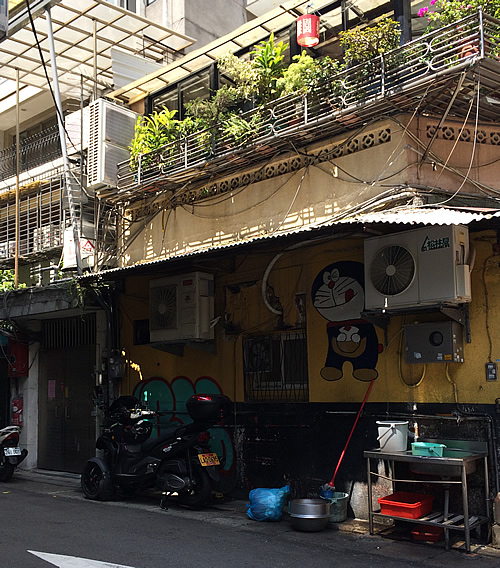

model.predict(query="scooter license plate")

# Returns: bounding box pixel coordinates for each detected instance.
[4,447,21,457]
[198,453,220,466]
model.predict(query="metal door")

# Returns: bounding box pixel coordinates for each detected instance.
[38,346,95,473]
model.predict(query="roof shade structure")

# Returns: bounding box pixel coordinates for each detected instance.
[0,0,195,106]
[109,0,393,105]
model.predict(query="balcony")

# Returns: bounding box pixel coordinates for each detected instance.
[114,11,500,206]
[0,125,62,185]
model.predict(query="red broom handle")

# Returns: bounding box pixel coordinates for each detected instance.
[328,378,375,488]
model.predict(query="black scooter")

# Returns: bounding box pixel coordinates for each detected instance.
[0,425,28,482]
[81,392,231,509]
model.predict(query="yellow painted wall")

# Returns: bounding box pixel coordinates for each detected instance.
[119,229,500,408]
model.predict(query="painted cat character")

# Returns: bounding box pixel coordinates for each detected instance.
[311,261,381,382]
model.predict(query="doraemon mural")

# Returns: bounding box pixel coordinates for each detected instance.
[311,261,381,382]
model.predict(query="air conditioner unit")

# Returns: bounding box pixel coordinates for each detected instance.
[364,225,471,310]
[149,272,215,343]
[87,98,138,189]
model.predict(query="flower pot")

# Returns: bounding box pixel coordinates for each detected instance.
[459,43,479,59]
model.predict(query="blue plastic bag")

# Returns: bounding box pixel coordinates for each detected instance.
[246,485,290,521]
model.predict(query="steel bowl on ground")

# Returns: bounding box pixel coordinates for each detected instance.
[289,498,330,532]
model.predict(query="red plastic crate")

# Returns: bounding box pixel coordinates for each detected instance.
[378,491,434,519]
[411,524,443,542]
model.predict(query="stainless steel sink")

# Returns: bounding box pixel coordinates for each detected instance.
[409,449,478,477]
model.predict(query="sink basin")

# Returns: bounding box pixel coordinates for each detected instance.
[410,449,477,477]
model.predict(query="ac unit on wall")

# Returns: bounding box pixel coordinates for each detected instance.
[87,98,138,190]
[149,272,215,343]
[364,225,472,310]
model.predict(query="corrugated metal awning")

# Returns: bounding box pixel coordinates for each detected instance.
[335,206,500,226]
[80,205,500,280]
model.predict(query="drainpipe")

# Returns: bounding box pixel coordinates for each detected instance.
[45,6,82,276]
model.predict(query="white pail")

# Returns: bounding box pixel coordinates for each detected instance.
[376,421,408,453]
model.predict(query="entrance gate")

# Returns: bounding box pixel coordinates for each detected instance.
[38,315,96,473]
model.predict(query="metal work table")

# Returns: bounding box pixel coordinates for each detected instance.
[365,441,490,552]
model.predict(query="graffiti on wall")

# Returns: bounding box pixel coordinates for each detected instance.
[132,375,235,481]
[311,261,382,382]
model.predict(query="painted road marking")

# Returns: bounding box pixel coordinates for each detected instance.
[28,551,136,568]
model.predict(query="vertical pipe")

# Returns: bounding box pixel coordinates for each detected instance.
[45,6,82,275]
[15,69,20,288]
[93,19,98,101]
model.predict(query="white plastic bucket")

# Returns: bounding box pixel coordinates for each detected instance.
[376,421,408,453]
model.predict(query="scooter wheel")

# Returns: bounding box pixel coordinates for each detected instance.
[0,462,15,482]
[177,463,211,510]
[81,461,115,500]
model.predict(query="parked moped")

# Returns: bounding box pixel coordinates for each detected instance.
[81,392,231,509]
[0,425,28,481]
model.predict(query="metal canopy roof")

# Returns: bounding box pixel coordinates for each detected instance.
[108,0,349,105]
[77,205,500,280]
[0,0,195,100]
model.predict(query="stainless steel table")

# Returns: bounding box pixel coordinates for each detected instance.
[365,445,490,552]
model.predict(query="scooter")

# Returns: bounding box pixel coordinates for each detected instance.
[0,425,28,482]
[81,392,231,509]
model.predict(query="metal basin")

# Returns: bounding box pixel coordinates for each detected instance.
[410,449,477,477]
[289,499,330,532]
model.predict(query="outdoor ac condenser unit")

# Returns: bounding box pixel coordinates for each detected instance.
[149,272,215,342]
[87,98,138,189]
[364,225,471,310]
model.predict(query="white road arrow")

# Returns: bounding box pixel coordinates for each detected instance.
[28,550,136,568]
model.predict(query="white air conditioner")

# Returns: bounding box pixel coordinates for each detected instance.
[364,225,472,310]
[149,272,215,342]
[87,98,138,189]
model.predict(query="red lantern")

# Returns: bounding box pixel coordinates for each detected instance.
[296,14,320,47]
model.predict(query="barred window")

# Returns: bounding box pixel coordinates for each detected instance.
[243,331,308,402]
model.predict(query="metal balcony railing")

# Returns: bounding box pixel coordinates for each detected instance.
[113,10,500,205]
[0,125,62,183]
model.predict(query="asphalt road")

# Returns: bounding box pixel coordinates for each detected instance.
[2,472,500,568]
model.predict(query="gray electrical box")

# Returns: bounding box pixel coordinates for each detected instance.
[404,321,464,364]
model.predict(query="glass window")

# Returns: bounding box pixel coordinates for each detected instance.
[151,87,179,115]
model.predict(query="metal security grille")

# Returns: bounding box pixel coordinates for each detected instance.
[42,314,96,349]
[243,330,308,403]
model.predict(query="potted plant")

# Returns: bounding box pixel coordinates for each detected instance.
[338,18,402,100]
[217,33,289,107]
[418,0,500,59]
[129,107,180,173]
[339,18,402,67]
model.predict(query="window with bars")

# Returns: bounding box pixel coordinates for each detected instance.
[243,330,308,402]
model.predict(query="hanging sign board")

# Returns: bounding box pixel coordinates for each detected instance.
[63,227,95,269]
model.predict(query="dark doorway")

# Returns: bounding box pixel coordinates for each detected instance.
[38,316,96,473]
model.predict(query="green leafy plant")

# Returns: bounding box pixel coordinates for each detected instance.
[0,269,25,292]
[222,111,264,147]
[250,33,288,102]
[339,19,402,66]
[218,33,289,105]
[419,0,500,30]
[129,107,180,170]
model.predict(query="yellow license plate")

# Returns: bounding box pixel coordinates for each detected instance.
[198,453,220,466]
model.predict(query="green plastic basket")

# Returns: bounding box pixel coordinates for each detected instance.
[411,442,446,457]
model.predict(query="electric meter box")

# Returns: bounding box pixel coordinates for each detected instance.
[404,321,464,364]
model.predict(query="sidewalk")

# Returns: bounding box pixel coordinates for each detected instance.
[15,468,500,565]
